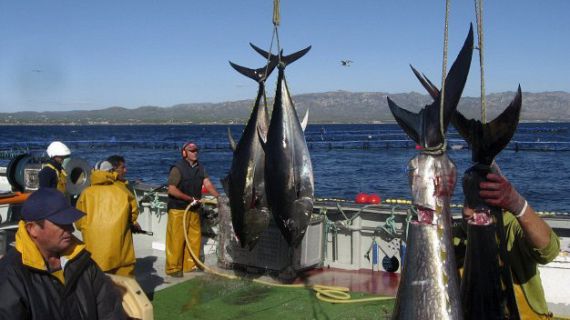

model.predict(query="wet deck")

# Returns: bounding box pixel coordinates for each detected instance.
[133,235,400,300]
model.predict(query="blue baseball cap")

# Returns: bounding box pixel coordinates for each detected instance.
[21,188,85,225]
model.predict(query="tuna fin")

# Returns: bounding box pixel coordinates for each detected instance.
[221,175,230,195]
[280,46,311,66]
[229,58,278,83]
[387,97,421,145]
[441,24,474,125]
[410,64,440,99]
[387,24,474,148]
[250,43,311,67]
[227,127,237,152]
[250,42,279,61]
[301,109,309,132]
[452,86,522,164]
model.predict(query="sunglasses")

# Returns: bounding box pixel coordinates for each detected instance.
[186,149,199,153]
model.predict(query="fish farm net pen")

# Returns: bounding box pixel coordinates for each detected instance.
[4,140,570,158]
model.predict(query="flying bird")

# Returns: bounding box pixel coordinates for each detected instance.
[340,60,353,67]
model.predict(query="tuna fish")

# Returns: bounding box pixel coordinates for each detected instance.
[223,57,278,249]
[453,87,522,320]
[388,25,473,320]
[251,43,314,247]
[410,26,523,319]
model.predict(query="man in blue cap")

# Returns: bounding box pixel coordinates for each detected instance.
[0,188,126,319]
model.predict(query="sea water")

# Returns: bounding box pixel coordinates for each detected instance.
[1,123,569,212]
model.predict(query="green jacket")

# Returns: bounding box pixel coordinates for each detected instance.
[504,212,559,315]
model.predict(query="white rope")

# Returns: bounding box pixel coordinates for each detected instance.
[474,0,487,123]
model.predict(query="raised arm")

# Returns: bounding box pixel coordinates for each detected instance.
[479,172,553,250]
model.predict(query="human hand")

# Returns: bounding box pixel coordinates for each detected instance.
[479,172,526,215]
[189,199,202,210]
[130,222,143,233]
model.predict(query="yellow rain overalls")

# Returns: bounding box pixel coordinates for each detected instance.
[75,170,138,277]
[165,208,201,274]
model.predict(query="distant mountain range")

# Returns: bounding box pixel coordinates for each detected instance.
[2,90,569,124]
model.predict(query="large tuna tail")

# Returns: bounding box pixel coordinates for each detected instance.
[387,24,474,149]
[410,64,440,99]
[452,86,522,165]
[229,57,279,84]
[250,43,311,67]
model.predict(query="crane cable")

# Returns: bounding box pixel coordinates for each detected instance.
[263,0,282,78]
[438,0,451,153]
[181,203,394,304]
[474,0,487,123]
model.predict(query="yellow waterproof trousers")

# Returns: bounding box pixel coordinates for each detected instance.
[165,208,201,274]
[106,264,135,278]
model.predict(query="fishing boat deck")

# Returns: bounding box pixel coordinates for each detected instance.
[132,235,400,299]
[2,175,570,318]
[134,241,570,319]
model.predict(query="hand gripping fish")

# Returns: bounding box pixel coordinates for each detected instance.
[252,43,314,248]
[388,25,473,320]
[452,86,522,319]
[222,57,279,249]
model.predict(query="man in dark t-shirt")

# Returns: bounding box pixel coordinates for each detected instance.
[165,142,219,277]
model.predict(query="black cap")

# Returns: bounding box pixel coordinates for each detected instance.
[21,188,85,225]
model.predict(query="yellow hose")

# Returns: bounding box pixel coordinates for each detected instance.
[182,203,394,304]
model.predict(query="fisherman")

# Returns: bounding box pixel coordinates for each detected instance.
[0,188,126,319]
[166,141,219,277]
[38,141,71,193]
[75,160,139,277]
[457,169,560,319]
[106,154,141,232]
[107,154,128,183]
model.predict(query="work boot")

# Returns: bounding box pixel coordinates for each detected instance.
[168,271,183,278]
[184,267,199,273]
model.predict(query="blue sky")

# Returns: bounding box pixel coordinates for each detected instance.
[0,1,568,112]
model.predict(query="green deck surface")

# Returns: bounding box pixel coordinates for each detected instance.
[152,275,395,320]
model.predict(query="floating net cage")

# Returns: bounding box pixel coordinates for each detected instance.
[3,138,570,160]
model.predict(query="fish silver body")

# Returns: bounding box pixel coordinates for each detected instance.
[388,25,474,320]
[392,152,462,320]
[264,66,314,247]
[225,84,271,249]
[224,60,277,249]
